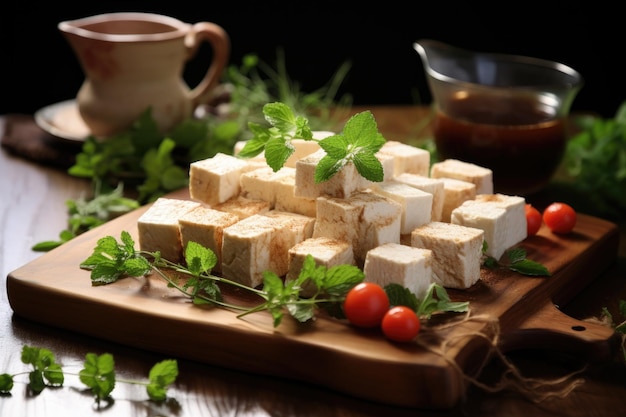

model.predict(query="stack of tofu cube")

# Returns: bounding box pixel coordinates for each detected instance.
[137,133,527,298]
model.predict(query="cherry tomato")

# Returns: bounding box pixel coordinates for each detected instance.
[543,202,577,234]
[343,282,390,328]
[525,204,542,236]
[381,306,421,342]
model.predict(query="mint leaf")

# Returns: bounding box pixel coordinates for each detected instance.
[316,110,385,182]
[509,259,551,276]
[146,359,178,402]
[483,247,550,277]
[79,353,116,402]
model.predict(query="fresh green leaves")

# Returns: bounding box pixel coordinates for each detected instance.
[560,101,626,224]
[239,102,386,183]
[79,353,116,402]
[239,102,313,171]
[385,282,469,319]
[31,183,140,252]
[316,111,386,183]
[146,359,179,402]
[80,231,152,285]
[0,345,178,404]
[482,246,551,277]
[20,345,64,393]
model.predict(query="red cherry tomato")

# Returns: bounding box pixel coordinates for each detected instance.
[343,282,390,328]
[525,204,542,236]
[381,306,421,342]
[543,202,577,234]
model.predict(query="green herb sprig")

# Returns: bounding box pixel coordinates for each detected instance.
[482,246,551,277]
[556,101,626,225]
[0,345,177,404]
[238,102,386,183]
[80,232,468,327]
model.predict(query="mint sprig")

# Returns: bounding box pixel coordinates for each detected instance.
[239,102,386,183]
[482,246,551,277]
[0,345,178,403]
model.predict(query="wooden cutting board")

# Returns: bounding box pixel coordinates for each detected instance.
[6,188,621,409]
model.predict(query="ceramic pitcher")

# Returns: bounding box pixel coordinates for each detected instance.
[59,12,230,137]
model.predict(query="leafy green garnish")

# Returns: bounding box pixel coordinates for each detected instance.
[0,345,177,403]
[31,183,140,252]
[79,233,468,328]
[239,102,386,183]
[482,246,551,277]
[558,101,626,224]
[385,282,469,319]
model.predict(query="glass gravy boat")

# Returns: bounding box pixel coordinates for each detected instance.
[414,39,583,196]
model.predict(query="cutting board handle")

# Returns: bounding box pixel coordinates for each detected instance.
[500,300,621,361]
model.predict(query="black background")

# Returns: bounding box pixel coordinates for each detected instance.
[2,1,624,118]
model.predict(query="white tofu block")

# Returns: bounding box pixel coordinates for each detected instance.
[189,153,249,206]
[213,195,270,219]
[370,180,433,234]
[137,198,201,263]
[394,173,445,222]
[178,205,240,273]
[378,141,430,176]
[313,190,402,265]
[294,149,364,199]
[364,243,433,299]
[221,215,276,288]
[286,237,355,296]
[273,169,317,217]
[359,152,396,189]
[260,210,316,276]
[440,178,477,223]
[410,222,484,289]
[430,159,494,195]
[451,194,527,260]
[222,210,316,287]
[240,166,294,207]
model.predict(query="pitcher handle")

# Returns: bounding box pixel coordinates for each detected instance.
[185,22,230,108]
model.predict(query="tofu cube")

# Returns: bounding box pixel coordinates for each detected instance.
[286,237,355,296]
[221,214,276,287]
[410,222,484,289]
[273,169,317,217]
[370,180,433,234]
[189,153,249,206]
[240,167,295,208]
[221,211,315,287]
[430,159,494,195]
[213,195,270,219]
[378,140,430,176]
[294,149,364,199]
[364,243,433,299]
[394,173,445,222]
[440,178,477,223]
[178,205,240,273]
[137,198,201,263]
[313,190,402,265]
[451,194,527,260]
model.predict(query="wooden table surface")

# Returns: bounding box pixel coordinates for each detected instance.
[2,106,626,416]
